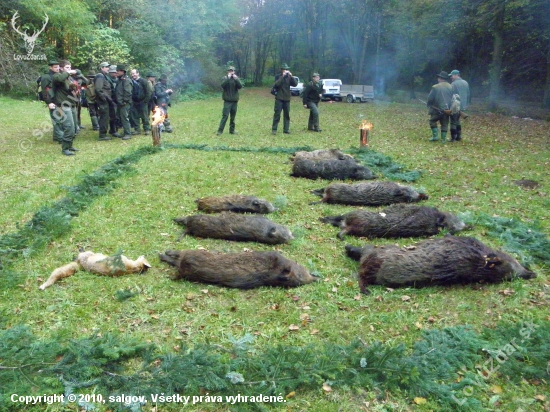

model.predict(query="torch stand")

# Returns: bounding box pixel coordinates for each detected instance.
[360,128,369,146]
[151,124,162,147]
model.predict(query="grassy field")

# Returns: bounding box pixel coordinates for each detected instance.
[0,89,549,412]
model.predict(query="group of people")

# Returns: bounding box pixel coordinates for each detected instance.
[41,59,173,156]
[426,69,470,143]
[216,63,324,136]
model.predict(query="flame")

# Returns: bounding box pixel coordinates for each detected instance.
[360,120,373,130]
[151,106,166,126]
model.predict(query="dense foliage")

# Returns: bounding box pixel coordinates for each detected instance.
[0,0,549,106]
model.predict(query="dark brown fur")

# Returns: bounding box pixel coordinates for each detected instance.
[196,195,275,214]
[159,249,319,289]
[291,157,376,180]
[174,212,293,244]
[312,181,428,206]
[345,236,536,294]
[320,204,466,239]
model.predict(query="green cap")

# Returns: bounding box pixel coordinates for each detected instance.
[449,70,460,76]
[48,60,59,66]
[117,64,127,72]
[437,71,449,79]
[313,72,320,77]
[160,74,168,80]
[99,62,110,68]
[227,66,235,71]
[280,63,290,70]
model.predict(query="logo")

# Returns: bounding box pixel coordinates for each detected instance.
[11,11,48,60]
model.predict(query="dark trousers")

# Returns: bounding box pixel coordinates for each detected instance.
[450,113,461,131]
[307,102,320,130]
[272,99,291,132]
[117,103,132,135]
[429,112,450,132]
[131,101,151,131]
[97,102,109,135]
[49,108,64,142]
[218,101,238,133]
[57,106,75,151]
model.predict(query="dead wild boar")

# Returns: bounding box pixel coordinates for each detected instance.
[173,212,293,244]
[320,204,466,239]
[291,149,352,162]
[311,181,428,206]
[291,157,376,180]
[159,249,319,289]
[345,235,536,294]
[196,195,275,214]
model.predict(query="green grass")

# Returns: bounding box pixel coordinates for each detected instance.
[0,89,549,411]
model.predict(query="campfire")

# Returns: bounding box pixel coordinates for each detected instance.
[359,120,373,146]
[151,106,166,146]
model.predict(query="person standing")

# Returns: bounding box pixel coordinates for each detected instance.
[449,69,470,141]
[145,73,156,114]
[217,66,242,135]
[155,74,174,132]
[94,62,113,141]
[271,63,297,135]
[84,70,99,131]
[130,69,151,134]
[302,72,324,132]
[52,60,78,155]
[107,65,121,137]
[42,60,63,144]
[426,71,453,143]
[114,64,133,140]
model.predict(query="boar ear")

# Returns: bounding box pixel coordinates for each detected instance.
[268,227,277,237]
[252,200,260,206]
[278,267,291,280]
[393,188,404,196]
[484,253,503,267]
[436,216,446,227]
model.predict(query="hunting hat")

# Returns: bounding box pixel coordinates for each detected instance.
[312,72,320,77]
[48,60,59,66]
[99,62,110,68]
[280,63,290,70]
[109,65,117,73]
[146,73,156,78]
[449,69,460,76]
[117,64,127,72]
[436,71,449,79]
[227,66,235,71]
[88,70,96,77]
[160,73,168,80]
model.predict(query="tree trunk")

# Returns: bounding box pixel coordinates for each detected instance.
[488,0,505,110]
[544,43,550,109]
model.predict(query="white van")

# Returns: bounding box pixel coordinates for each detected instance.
[321,79,342,100]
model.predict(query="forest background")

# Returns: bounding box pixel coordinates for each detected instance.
[0,0,549,110]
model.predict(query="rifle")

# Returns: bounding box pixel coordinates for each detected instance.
[418,98,468,118]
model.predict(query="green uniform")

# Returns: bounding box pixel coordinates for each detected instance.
[115,74,133,136]
[94,72,113,138]
[427,81,453,132]
[130,77,151,133]
[217,75,243,134]
[302,80,323,131]
[154,80,173,132]
[450,77,470,140]
[42,70,63,143]
[272,73,298,133]
[52,71,77,152]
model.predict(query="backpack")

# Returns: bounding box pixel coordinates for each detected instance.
[450,94,461,115]
[132,79,145,102]
[84,81,96,103]
[37,73,53,102]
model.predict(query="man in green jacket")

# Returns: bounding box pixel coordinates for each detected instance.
[94,62,113,140]
[302,72,324,132]
[42,60,63,143]
[449,69,470,141]
[217,66,243,135]
[114,64,133,140]
[271,63,298,135]
[52,60,79,155]
[426,71,453,142]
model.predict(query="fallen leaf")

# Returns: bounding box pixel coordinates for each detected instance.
[310,329,319,335]
[491,385,503,394]
[289,324,300,331]
[499,289,514,296]
[415,322,423,329]
[354,294,362,301]
[322,382,333,393]
[413,397,427,404]
[534,394,546,402]
[285,391,295,399]
[401,295,411,301]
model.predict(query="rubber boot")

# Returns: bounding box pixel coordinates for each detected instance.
[429,127,439,141]
[450,129,457,142]
[456,125,462,141]
[90,116,99,131]
[441,131,447,143]
[109,120,121,138]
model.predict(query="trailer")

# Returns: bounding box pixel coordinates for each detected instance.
[339,85,374,103]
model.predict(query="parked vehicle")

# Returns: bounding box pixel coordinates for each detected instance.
[290,77,304,96]
[321,79,342,100]
[339,84,375,103]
